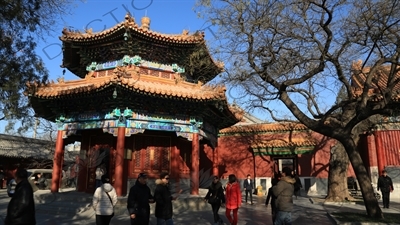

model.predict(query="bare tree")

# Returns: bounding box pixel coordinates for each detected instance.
[195,0,400,218]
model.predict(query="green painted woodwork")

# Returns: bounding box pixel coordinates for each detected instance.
[86,55,184,73]
[253,146,315,156]
[57,110,217,141]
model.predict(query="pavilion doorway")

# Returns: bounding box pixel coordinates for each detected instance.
[85,134,116,193]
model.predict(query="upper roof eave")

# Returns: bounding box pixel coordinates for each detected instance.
[60,14,205,45]
[60,14,224,80]
[26,69,228,101]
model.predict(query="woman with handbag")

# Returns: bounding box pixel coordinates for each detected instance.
[204,176,225,225]
[92,175,118,225]
[225,174,242,225]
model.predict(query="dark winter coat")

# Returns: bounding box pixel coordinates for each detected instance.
[294,175,302,192]
[272,176,296,212]
[37,177,47,190]
[127,180,154,224]
[154,179,173,220]
[378,175,394,193]
[5,179,36,225]
[205,181,225,205]
[265,187,276,206]
[243,179,254,190]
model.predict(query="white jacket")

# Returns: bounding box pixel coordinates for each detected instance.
[92,183,118,215]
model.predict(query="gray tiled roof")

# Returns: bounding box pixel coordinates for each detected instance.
[0,134,56,160]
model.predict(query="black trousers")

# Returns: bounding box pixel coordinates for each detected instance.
[96,214,113,225]
[382,191,390,208]
[245,190,253,203]
[131,216,150,225]
[211,203,221,223]
[271,204,276,223]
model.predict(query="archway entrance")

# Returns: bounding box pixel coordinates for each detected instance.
[272,155,297,174]
[86,144,115,193]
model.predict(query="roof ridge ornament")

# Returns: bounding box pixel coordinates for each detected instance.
[85,71,95,80]
[113,66,131,81]
[125,13,135,25]
[141,16,150,31]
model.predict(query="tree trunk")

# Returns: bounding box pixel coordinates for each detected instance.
[326,143,352,201]
[342,138,383,218]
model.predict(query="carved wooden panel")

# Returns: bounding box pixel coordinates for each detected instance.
[153,147,160,169]
[149,69,159,77]
[160,71,171,79]
[161,147,169,170]
[131,135,171,176]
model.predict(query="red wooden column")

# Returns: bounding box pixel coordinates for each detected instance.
[171,146,181,193]
[374,130,386,175]
[191,133,199,195]
[170,146,178,177]
[114,127,126,196]
[51,130,64,193]
[213,146,219,176]
[366,134,379,183]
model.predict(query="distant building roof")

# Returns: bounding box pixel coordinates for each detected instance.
[219,122,308,134]
[0,134,74,162]
[351,60,400,101]
[233,110,265,126]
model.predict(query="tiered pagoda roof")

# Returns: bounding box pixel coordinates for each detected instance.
[26,15,240,129]
[61,14,223,83]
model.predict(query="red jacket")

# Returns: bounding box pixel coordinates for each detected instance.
[225,182,242,209]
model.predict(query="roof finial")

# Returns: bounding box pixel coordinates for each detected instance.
[141,14,150,31]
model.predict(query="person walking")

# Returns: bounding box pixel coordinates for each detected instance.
[34,173,47,190]
[204,176,225,225]
[95,166,105,188]
[243,174,254,205]
[5,168,36,225]
[69,163,78,188]
[92,175,118,225]
[154,172,182,225]
[292,171,302,199]
[127,172,155,225]
[265,174,280,223]
[0,169,5,189]
[225,174,242,225]
[378,169,394,208]
[272,167,296,225]
[65,166,71,187]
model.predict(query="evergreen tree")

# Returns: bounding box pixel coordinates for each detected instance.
[0,0,73,132]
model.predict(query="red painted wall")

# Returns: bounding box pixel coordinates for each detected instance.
[213,131,356,180]
[379,130,400,165]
